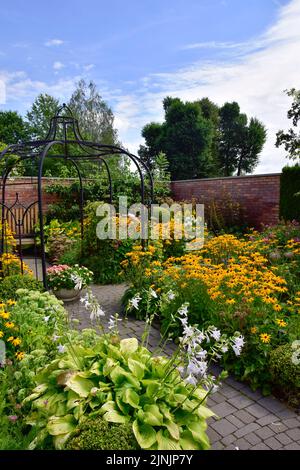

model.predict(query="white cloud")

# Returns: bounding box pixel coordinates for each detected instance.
[2,71,79,112]
[45,39,64,47]
[113,0,300,173]
[83,64,95,71]
[53,61,64,70]
[181,40,264,54]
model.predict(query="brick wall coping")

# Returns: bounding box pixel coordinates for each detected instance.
[171,173,281,184]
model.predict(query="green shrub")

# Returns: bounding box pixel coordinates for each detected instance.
[269,344,300,407]
[65,416,138,450]
[280,165,300,221]
[11,289,67,354]
[60,202,134,284]
[0,275,44,301]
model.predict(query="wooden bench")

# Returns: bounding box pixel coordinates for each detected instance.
[2,203,38,245]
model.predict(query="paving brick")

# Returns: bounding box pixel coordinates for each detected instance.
[235,409,256,424]
[211,419,238,437]
[268,422,287,434]
[283,418,300,429]
[228,395,253,410]
[276,432,293,446]
[206,427,222,444]
[257,414,281,426]
[251,443,271,450]
[210,402,237,418]
[242,389,263,401]
[227,415,245,429]
[257,396,287,414]
[219,384,240,399]
[211,441,225,450]
[245,432,261,446]
[255,426,275,440]
[234,438,250,450]
[225,376,243,390]
[235,422,260,438]
[207,397,218,407]
[275,409,299,420]
[222,434,237,446]
[210,392,227,404]
[283,442,300,450]
[246,403,269,419]
[264,436,283,450]
[286,428,300,441]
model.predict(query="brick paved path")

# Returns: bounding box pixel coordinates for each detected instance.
[65,284,300,451]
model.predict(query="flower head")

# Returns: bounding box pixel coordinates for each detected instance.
[276,319,287,327]
[15,351,24,361]
[129,294,142,310]
[57,344,66,353]
[260,333,271,344]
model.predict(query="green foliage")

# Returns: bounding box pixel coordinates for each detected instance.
[65,416,138,450]
[69,79,118,145]
[218,102,266,176]
[0,290,70,450]
[276,88,300,161]
[26,94,59,140]
[11,289,67,353]
[280,165,300,221]
[269,344,300,407]
[46,264,93,290]
[0,275,44,301]
[24,334,213,450]
[123,225,300,396]
[45,176,142,222]
[0,111,29,144]
[206,191,247,235]
[59,202,135,284]
[0,368,34,450]
[39,219,81,262]
[139,97,266,180]
[140,97,215,180]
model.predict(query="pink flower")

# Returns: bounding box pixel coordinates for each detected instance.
[47,264,69,275]
[8,415,18,422]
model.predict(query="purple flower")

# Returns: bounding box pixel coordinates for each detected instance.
[8,415,18,422]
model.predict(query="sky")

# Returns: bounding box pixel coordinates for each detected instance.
[0,0,299,174]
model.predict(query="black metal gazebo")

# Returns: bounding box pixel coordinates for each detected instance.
[0,104,153,289]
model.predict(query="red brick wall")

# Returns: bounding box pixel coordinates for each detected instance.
[0,177,75,212]
[171,174,281,228]
[1,174,281,229]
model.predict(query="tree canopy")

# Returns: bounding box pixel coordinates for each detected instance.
[276,88,300,161]
[139,97,215,180]
[0,110,29,144]
[69,79,118,145]
[139,97,266,179]
[219,102,266,176]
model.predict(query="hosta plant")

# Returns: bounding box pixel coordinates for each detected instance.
[24,333,216,450]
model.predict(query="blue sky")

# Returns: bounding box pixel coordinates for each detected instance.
[0,0,299,173]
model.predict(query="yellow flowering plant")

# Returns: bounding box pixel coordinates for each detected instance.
[0,300,24,363]
[123,229,300,392]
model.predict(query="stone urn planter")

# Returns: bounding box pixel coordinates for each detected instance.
[54,288,81,302]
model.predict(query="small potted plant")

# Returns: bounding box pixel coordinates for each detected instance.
[46,264,93,302]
